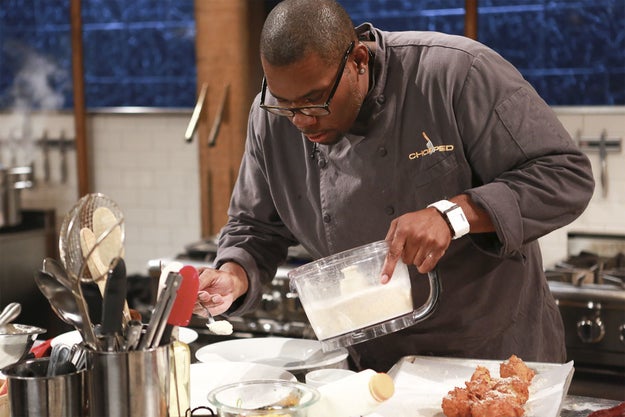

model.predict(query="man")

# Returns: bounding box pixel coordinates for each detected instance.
[196,0,594,371]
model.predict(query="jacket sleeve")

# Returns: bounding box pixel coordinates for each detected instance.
[455,48,595,257]
[214,99,299,315]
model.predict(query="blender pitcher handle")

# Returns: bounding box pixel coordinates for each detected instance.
[411,269,441,323]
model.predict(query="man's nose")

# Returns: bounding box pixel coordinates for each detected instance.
[291,112,317,129]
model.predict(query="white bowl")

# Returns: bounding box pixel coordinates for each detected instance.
[195,337,348,374]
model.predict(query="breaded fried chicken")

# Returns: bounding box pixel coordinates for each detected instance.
[441,356,536,417]
[500,354,536,384]
[442,387,473,417]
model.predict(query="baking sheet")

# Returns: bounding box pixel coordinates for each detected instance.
[367,355,574,417]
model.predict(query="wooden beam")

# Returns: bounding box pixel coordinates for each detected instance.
[70,0,90,196]
[194,0,265,237]
[465,0,478,40]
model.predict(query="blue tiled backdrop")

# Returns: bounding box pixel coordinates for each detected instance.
[0,0,623,109]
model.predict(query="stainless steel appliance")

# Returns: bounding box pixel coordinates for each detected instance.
[545,232,625,400]
[0,165,34,228]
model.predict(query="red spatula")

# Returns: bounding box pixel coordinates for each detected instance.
[158,265,200,345]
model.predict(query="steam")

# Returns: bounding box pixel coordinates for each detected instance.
[5,40,68,110]
[1,40,69,166]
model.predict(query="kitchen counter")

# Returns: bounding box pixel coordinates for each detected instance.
[560,395,622,416]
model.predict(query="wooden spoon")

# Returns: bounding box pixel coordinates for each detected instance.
[80,227,132,325]
[79,227,108,295]
[92,206,124,267]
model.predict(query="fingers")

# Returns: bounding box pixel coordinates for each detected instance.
[193,299,208,317]
[380,224,404,283]
[415,251,441,274]
[380,248,400,284]
[197,290,223,305]
[384,210,451,275]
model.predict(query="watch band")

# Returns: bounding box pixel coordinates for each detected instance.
[427,200,470,239]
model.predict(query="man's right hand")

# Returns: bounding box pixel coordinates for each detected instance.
[194,262,249,316]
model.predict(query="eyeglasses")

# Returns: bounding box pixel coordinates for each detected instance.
[259,41,355,117]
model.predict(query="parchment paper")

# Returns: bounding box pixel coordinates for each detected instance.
[366,356,574,417]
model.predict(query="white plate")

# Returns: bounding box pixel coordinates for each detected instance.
[189,361,296,409]
[366,355,574,417]
[194,337,349,372]
[50,327,199,347]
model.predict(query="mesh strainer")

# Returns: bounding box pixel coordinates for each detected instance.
[59,193,125,286]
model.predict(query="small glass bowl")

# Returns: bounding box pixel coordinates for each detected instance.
[207,379,319,416]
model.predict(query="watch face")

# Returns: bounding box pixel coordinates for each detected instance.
[446,206,470,239]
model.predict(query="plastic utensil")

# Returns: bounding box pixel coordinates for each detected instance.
[158,265,200,346]
[101,258,127,351]
[30,338,53,358]
[170,266,200,327]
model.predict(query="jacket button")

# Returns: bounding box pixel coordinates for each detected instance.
[318,158,327,168]
[385,206,395,215]
[377,146,387,157]
[377,95,386,104]
[323,214,331,223]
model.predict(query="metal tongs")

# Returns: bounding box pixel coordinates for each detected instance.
[138,271,182,350]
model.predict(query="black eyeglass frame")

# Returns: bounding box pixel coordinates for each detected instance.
[259,41,355,117]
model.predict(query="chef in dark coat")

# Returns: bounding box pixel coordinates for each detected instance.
[195,0,594,371]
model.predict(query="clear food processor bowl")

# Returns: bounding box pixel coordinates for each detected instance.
[288,240,441,351]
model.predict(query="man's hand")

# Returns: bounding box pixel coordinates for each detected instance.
[380,194,494,282]
[194,262,249,316]
[380,207,452,282]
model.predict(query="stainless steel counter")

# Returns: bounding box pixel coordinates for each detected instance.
[560,395,622,416]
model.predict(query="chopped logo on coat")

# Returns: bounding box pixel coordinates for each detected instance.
[409,131,455,159]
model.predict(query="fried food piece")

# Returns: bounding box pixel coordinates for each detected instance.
[500,354,536,384]
[441,356,535,417]
[493,377,530,405]
[465,366,495,398]
[470,393,525,417]
[442,387,473,417]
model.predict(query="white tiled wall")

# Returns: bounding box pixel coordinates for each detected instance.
[1,106,623,274]
[1,110,200,275]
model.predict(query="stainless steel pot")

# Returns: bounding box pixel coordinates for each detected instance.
[0,165,34,228]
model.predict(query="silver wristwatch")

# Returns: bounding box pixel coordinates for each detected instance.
[427,200,470,239]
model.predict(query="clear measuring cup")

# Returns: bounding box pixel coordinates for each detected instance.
[289,240,441,351]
